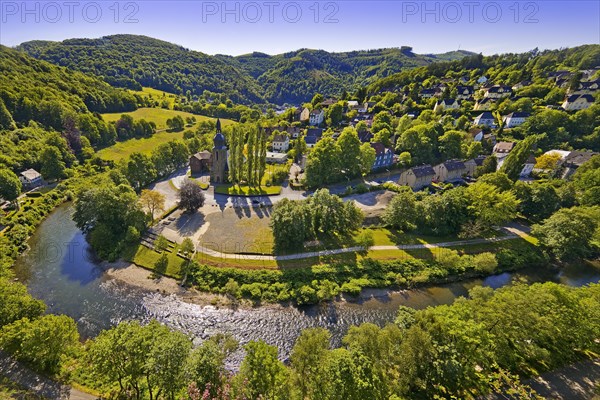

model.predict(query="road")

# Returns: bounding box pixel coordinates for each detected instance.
[0,351,97,399]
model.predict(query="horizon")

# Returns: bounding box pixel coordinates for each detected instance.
[6,32,599,59]
[1,1,598,56]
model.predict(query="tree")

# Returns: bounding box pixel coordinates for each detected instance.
[139,189,165,220]
[40,146,66,181]
[305,137,341,187]
[337,127,362,177]
[535,152,562,170]
[0,278,45,328]
[0,169,22,206]
[514,181,561,221]
[290,328,331,399]
[327,102,344,126]
[154,235,169,253]
[0,98,16,130]
[186,335,238,397]
[125,152,157,191]
[359,143,376,175]
[478,172,513,192]
[167,115,185,131]
[0,315,79,374]
[383,188,417,231]
[465,182,519,226]
[532,206,599,261]
[311,93,324,107]
[180,238,195,257]
[178,179,205,213]
[476,155,497,177]
[398,151,412,167]
[438,130,466,159]
[147,324,192,400]
[73,181,147,259]
[238,340,287,400]
[499,136,539,181]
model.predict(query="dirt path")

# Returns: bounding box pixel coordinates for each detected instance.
[0,352,97,399]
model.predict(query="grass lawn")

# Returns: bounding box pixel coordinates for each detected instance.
[97,130,187,161]
[123,244,185,278]
[98,109,233,161]
[214,185,282,196]
[101,107,203,130]
[130,87,178,108]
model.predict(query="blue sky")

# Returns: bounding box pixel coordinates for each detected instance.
[1,1,599,55]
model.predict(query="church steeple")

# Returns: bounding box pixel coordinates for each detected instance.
[216,118,222,132]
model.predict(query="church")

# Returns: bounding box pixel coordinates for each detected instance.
[189,119,228,183]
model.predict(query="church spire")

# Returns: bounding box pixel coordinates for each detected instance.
[216,118,222,132]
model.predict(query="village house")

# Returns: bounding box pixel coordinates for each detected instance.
[305,128,323,148]
[433,160,467,182]
[520,154,537,178]
[300,107,310,122]
[562,94,595,111]
[433,98,460,112]
[560,150,599,179]
[286,126,302,139]
[477,76,489,84]
[474,111,497,128]
[570,80,600,95]
[321,98,337,107]
[493,141,515,169]
[189,151,212,175]
[456,85,474,100]
[357,102,369,113]
[469,127,485,142]
[463,155,488,176]
[398,164,435,190]
[419,88,436,99]
[483,85,513,99]
[474,97,495,111]
[266,152,288,164]
[370,142,394,170]
[503,112,530,128]
[309,109,325,125]
[347,100,360,111]
[19,169,43,189]
[512,81,532,91]
[272,134,290,153]
[493,141,515,155]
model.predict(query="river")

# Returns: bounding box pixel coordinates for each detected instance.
[14,204,600,366]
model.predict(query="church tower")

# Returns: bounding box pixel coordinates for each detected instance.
[211,119,228,183]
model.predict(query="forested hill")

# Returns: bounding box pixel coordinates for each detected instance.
[216,47,474,104]
[367,44,600,94]
[17,35,473,104]
[0,45,137,131]
[17,35,267,105]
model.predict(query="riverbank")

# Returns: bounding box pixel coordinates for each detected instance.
[98,259,239,308]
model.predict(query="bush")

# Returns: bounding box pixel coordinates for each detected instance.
[354,183,369,194]
[472,252,498,274]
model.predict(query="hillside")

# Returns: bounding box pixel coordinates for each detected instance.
[17,35,268,105]
[0,45,137,131]
[367,45,600,94]
[18,36,473,104]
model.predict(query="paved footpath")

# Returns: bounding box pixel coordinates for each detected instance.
[0,352,97,399]
[196,231,522,261]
